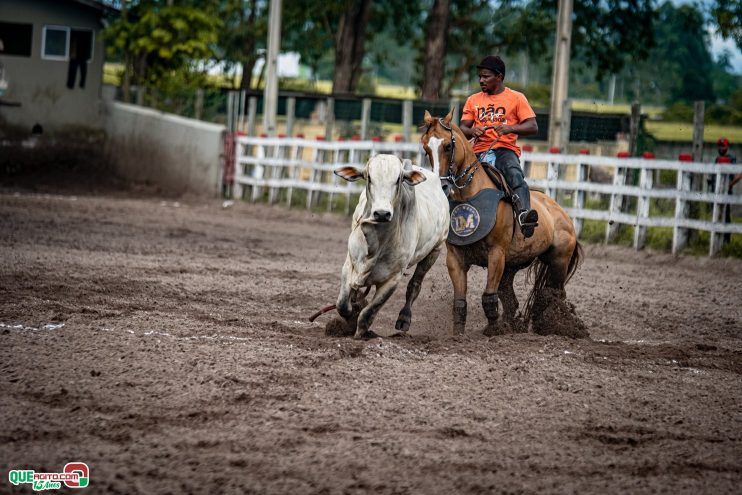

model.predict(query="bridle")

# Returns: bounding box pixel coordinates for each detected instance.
[434,118,480,190]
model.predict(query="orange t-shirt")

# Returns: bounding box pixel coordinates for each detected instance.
[461,87,536,156]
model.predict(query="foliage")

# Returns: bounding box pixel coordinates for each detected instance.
[710,0,742,50]
[105,1,222,96]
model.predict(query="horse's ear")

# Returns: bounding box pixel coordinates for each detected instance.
[423,110,434,126]
[334,166,364,182]
[443,107,454,126]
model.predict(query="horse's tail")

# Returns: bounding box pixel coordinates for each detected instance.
[523,241,583,322]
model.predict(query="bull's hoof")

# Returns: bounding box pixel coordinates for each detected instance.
[325,317,354,337]
[395,310,412,332]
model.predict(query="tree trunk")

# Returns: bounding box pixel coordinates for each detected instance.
[421,0,450,101]
[332,0,372,95]
[239,0,258,90]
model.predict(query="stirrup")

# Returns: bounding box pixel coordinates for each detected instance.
[518,210,538,239]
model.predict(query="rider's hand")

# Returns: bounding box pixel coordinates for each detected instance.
[494,124,513,136]
[472,127,485,138]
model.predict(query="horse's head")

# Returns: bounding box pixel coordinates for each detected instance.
[421,109,477,196]
[420,108,461,178]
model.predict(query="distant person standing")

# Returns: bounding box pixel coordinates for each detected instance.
[714,137,740,243]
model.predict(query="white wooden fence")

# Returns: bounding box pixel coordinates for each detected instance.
[234,136,742,256]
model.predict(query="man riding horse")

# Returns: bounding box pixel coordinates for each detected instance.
[460,55,539,238]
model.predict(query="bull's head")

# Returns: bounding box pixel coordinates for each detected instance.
[335,154,426,223]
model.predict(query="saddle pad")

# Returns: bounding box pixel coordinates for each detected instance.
[447,188,505,246]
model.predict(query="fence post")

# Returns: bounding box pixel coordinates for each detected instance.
[606,152,629,242]
[286,97,296,137]
[672,154,693,254]
[522,144,534,178]
[546,147,560,198]
[233,136,245,200]
[450,98,460,125]
[251,134,268,202]
[325,97,335,141]
[709,160,731,256]
[573,148,589,238]
[633,155,654,250]
[361,98,372,140]
[629,102,640,157]
[307,136,325,209]
[286,134,305,208]
[247,96,257,136]
[268,134,287,204]
[194,89,204,120]
[402,100,413,143]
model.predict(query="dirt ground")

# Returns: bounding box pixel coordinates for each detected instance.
[1,188,741,494]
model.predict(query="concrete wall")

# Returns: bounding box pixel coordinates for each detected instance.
[0,0,106,134]
[105,102,225,197]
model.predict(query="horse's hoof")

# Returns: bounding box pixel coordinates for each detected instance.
[395,313,411,332]
[325,317,354,337]
[353,329,379,340]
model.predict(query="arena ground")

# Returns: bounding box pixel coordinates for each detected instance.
[1,189,740,494]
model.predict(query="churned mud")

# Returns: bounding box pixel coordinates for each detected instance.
[1,189,741,494]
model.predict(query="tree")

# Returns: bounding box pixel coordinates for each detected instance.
[333,0,373,94]
[634,2,716,103]
[216,0,268,90]
[711,0,742,50]
[421,0,450,100]
[106,1,222,100]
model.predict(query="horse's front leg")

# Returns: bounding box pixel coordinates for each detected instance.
[354,274,402,339]
[482,247,507,336]
[446,246,468,334]
[396,246,441,332]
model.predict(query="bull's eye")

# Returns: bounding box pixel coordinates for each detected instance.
[444,143,453,152]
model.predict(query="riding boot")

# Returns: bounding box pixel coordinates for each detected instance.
[512,185,538,239]
[453,298,467,334]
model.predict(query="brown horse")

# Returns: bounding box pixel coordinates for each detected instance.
[421,109,587,337]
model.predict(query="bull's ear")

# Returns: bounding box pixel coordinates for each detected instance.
[443,107,454,126]
[402,158,413,171]
[423,110,434,126]
[403,169,427,186]
[334,166,364,182]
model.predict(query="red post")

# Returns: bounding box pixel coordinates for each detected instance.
[522,143,534,152]
[678,153,693,162]
[295,133,305,138]
[579,148,590,155]
[371,136,382,142]
[642,151,655,159]
[616,151,630,158]
[717,156,732,164]
[548,147,561,154]
[316,136,325,141]
[351,135,361,141]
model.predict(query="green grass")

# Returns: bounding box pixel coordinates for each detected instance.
[645,121,742,143]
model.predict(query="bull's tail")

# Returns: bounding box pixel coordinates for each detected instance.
[523,241,583,322]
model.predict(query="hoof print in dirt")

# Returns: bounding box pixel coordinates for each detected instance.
[530,288,588,339]
[325,317,355,337]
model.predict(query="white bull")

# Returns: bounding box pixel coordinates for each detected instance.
[331,154,450,339]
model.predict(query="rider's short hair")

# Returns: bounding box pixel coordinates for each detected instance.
[477,56,506,78]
